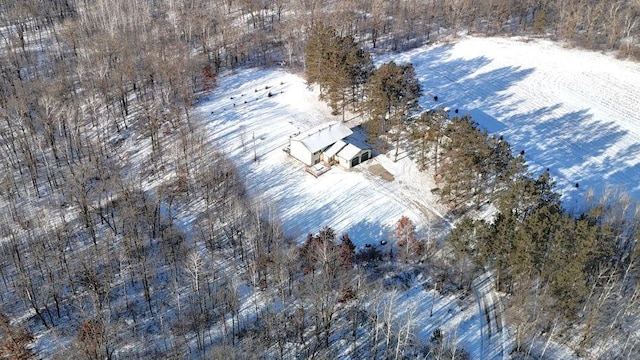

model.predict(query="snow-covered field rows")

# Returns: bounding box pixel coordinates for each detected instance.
[385,36,640,206]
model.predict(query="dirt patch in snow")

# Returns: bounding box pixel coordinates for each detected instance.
[368,164,395,182]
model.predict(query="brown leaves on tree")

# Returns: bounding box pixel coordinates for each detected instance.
[77,319,105,359]
[202,64,217,91]
[299,227,357,273]
[394,216,423,260]
[0,311,34,360]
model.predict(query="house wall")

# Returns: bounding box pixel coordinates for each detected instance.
[290,140,313,165]
[311,150,322,165]
[336,154,350,169]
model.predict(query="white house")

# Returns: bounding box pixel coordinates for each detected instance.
[288,121,372,169]
[289,121,353,166]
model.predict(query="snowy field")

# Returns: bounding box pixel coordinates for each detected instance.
[384,36,640,207]
[195,36,640,357]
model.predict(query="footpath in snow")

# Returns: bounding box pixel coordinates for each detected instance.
[472,271,511,360]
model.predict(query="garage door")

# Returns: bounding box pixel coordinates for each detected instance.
[351,157,360,167]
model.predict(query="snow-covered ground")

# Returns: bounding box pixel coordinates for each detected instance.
[195,69,478,354]
[196,70,449,248]
[198,37,640,245]
[195,36,640,357]
[384,36,640,207]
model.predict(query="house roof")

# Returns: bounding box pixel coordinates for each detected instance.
[337,143,364,160]
[290,121,353,153]
[323,140,347,159]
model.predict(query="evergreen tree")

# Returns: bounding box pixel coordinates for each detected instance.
[305,24,372,119]
[496,167,561,221]
[408,109,448,174]
[336,35,373,118]
[486,135,521,199]
[544,215,593,318]
[364,61,421,153]
[439,115,491,209]
[305,23,338,93]
[446,217,482,287]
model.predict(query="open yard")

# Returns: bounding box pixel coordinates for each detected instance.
[196,70,448,248]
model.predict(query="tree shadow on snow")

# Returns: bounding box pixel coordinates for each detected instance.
[397,44,638,205]
[343,220,390,249]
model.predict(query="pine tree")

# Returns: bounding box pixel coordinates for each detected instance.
[333,35,373,119]
[439,115,491,209]
[364,61,421,153]
[544,215,592,318]
[486,135,520,199]
[424,109,448,176]
[305,24,372,119]
[305,23,337,93]
[446,217,481,287]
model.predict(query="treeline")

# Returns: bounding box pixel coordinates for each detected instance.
[407,112,640,357]
[0,0,258,358]
[3,0,635,91]
[0,1,461,358]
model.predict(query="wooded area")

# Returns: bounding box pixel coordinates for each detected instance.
[304,20,640,358]
[0,0,639,358]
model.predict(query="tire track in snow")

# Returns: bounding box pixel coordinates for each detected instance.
[473,271,508,360]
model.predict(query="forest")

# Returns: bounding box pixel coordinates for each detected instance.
[0,0,639,358]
